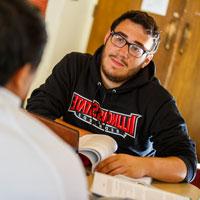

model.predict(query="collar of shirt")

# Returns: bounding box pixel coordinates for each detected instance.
[0,87,21,108]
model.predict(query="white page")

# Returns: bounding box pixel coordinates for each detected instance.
[79,134,118,160]
[141,0,169,16]
[115,174,152,186]
[91,172,190,200]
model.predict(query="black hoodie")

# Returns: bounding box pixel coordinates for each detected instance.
[27,46,197,182]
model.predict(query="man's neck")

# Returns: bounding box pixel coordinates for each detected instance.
[5,81,22,100]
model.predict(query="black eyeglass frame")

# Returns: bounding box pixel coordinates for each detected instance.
[110,31,152,58]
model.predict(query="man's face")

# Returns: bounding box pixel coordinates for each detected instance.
[101,19,154,87]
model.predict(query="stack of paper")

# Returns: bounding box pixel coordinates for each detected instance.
[91,172,190,200]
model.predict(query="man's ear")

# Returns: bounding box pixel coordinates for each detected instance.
[6,64,35,100]
[141,53,154,69]
[14,63,33,88]
[104,30,111,45]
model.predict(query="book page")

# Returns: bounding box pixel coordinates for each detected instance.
[80,149,100,167]
[91,172,190,200]
[79,134,118,170]
[115,174,152,186]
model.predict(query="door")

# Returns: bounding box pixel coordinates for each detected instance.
[86,0,200,159]
[166,1,200,160]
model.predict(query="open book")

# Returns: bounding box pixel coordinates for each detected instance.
[114,174,152,186]
[79,134,118,173]
[91,172,190,200]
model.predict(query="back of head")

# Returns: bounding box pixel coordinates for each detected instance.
[0,0,47,86]
[111,10,160,53]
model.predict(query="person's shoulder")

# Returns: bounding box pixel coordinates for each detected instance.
[61,51,93,64]
[18,110,71,148]
[139,78,175,113]
[147,78,173,100]
[9,110,88,199]
[19,110,86,170]
[54,51,93,73]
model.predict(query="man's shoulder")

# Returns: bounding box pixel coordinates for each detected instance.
[145,78,173,100]
[19,110,84,161]
[55,51,94,73]
[19,109,58,136]
[0,109,88,199]
[138,78,175,112]
[62,51,93,64]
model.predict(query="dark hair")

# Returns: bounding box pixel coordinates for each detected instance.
[0,0,47,86]
[111,10,160,53]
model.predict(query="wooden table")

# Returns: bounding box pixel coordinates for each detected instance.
[55,118,91,136]
[152,181,200,200]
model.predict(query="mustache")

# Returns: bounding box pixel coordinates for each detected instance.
[109,54,128,67]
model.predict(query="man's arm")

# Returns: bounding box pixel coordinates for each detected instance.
[149,99,197,182]
[96,99,197,183]
[26,54,73,119]
[96,154,187,183]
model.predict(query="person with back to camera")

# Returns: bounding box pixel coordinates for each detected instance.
[27,10,197,183]
[0,0,88,199]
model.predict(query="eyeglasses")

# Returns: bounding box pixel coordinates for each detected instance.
[110,31,151,58]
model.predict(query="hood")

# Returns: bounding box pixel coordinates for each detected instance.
[90,45,157,94]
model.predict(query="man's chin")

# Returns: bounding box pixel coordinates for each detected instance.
[104,72,128,83]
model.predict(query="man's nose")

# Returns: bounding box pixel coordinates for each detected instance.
[117,44,129,58]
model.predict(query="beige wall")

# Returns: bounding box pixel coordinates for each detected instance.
[27,0,97,100]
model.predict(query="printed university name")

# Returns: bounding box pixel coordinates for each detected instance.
[69,92,141,138]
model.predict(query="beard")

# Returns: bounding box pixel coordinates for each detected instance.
[101,53,144,84]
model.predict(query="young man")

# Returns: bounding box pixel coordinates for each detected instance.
[0,1,87,199]
[27,11,197,183]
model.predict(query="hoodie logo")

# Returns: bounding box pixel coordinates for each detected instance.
[68,92,141,138]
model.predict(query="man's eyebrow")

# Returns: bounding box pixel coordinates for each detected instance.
[134,41,145,49]
[116,31,128,38]
[116,31,145,49]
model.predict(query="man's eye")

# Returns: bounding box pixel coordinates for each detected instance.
[130,44,142,53]
[115,35,124,42]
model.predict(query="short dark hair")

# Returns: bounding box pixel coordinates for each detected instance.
[0,0,47,86]
[111,10,160,53]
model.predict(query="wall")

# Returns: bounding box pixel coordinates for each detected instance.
[27,0,97,99]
